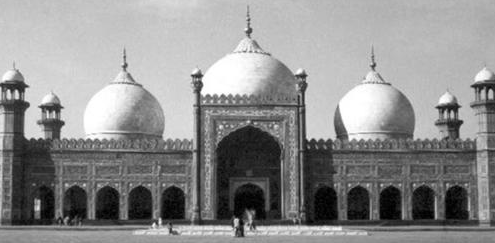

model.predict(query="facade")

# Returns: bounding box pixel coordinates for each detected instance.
[1,13,495,226]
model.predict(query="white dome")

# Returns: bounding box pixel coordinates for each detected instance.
[202,38,297,96]
[2,69,24,83]
[335,69,415,140]
[83,69,164,140]
[41,92,61,106]
[438,90,458,106]
[474,67,495,83]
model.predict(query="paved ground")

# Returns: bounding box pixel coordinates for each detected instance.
[0,230,494,243]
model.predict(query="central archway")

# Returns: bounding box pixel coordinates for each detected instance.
[234,183,265,218]
[216,126,281,219]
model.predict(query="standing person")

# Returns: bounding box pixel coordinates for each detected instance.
[239,217,245,237]
[56,215,63,226]
[249,209,256,231]
[158,217,163,228]
[233,216,240,237]
[167,222,173,235]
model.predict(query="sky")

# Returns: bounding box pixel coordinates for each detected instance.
[0,0,494,140]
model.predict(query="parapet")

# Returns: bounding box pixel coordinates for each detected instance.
[306,138,476,151]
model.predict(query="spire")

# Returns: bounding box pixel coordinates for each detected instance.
[121,47,128,71]
[370,44,376,71]
[244,5,253,38]
[12,61,16,70]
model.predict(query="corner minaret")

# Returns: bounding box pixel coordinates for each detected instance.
[471,66,495,226]
[435,90,463,139]
[37,92,64,139]
[0,64,30,225]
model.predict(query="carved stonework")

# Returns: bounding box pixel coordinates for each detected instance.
[64,166,88,175]
[201,106,298,217]
[378,166,402,178]
[96,166,120,175]
[128,165,152,174]
[346,165,372,175]
[411,165,436,175]
[306,138,476,151]
[444,165,470,174]
[161,165,186,174]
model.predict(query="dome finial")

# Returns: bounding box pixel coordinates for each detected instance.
[121,47,128,71]
[244,5,253,38]
[12,61,16,70]
[370,44,376,71]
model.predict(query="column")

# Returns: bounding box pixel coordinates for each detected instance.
[190,68,203,224]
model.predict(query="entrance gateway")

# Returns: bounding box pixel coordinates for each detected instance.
[230,178,269,218]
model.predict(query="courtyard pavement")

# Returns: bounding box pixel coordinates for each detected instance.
[0,228,495,243]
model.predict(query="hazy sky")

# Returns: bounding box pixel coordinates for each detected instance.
[1,0,494,140]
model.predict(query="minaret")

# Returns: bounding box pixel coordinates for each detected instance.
[435,90,463,139]
[37,91,65,139]
[471,66,495,226]
[0,63,30,225]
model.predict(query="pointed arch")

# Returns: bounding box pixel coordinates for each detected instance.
[63,185,87,219]
[32,186,55,221]
[347,186,370,220]
[445,185,468,220]
[379,186,401,220]
[96,186,119,220]
[412,185,435,220]
[161,186,185,219]
[314,186,338,220]
[128,186,152,220]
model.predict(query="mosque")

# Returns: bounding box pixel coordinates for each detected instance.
[0,11,495,226]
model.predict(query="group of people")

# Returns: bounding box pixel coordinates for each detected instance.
[232,208,257,237]
[56,215,83,226]
[150,217,176,235]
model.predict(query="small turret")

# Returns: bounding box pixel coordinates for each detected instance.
[37,91,64,139]
[435,90,463,139]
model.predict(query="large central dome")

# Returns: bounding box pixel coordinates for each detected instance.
[201,12,297,96]
[334,50,415,140]
[84,52,165,140]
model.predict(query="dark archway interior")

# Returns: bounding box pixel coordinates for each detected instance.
[216,126,281,219]
[32,186,55,220]
[314,186,338,221]
[347,186,369,220]
[63,186,87,219]
[161,186,185,219]
[234,183,265,218]
[445,186,468,220]
[128,186,152,220]
[380,186,401,220]
[96,187,119,220]
[412,186,435,220]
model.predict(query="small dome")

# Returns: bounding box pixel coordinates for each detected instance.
[2,68,24,83]
[41,92,61,106]
[474,67,495,83]
[437,90,458,106]
[83,54,165,140]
